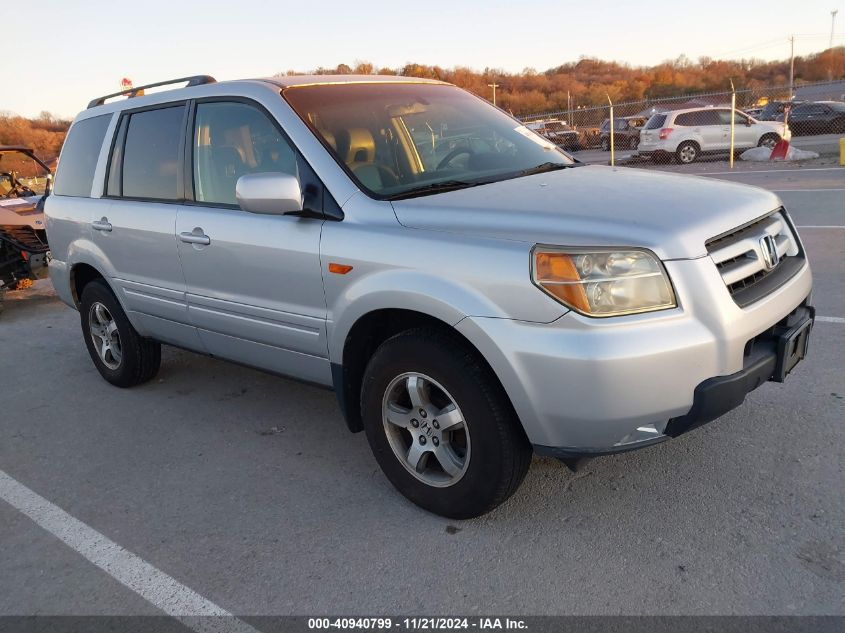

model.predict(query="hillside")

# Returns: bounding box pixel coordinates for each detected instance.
[283,47,845,115]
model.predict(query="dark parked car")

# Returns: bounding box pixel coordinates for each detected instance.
[757,100,804,121]
[599,116,647,150]
[776,101,845,135]
[525,120,581,150]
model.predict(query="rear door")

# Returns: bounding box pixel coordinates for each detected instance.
[175,99,330,384]
[95,103,201,348]
[692,110,727,150]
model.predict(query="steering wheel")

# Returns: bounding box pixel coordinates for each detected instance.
[436,147,475,170]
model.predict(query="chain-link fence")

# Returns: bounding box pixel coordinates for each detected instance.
[520,79,845,160]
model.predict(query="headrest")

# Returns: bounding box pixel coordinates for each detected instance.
[212,145,245,166]
[321,130,337,151]
[337,128,375,164]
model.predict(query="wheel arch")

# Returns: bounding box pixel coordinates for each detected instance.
[70,262,108,308]
[333,308,517,434]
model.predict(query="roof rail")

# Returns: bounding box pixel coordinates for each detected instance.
[87,75,217,109]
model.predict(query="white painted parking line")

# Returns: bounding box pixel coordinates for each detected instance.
[0,469,259,633]
[817,316,845,324]
[700,167,845,176]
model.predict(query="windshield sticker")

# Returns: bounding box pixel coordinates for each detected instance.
[513,125,556,151]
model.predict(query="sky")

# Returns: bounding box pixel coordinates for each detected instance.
[6,0,843,119]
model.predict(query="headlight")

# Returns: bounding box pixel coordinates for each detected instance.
[531,246,676,317]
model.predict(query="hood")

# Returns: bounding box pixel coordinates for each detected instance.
[0,196,45,229]
[390,165,783,260]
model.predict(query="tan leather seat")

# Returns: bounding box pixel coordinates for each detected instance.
[335,128,395,191]
[337,128,376,164]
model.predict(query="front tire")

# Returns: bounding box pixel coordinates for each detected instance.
[80,279,161,387]
[758,133,780,149]
[360,328,532,519]
[675,141,699,164]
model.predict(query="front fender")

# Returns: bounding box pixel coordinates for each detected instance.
[327,268,505,362]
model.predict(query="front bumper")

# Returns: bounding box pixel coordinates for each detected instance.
[663,303,813,437]
[456,256,813,453]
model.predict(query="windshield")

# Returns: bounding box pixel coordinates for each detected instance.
[0,150,51,198]
[283,83,575,199]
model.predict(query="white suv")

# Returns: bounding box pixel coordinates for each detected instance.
[638,107,790,164]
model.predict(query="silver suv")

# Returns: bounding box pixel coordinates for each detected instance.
[46,75,814,518]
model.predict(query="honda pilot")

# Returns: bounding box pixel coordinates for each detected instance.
[46,75,814,518]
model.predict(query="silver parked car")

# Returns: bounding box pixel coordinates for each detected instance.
[46,75,814,518]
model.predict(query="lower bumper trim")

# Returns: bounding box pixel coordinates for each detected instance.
[664,304,813,437]
[534,435,668,460]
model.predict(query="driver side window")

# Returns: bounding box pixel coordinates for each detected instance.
[193,101,297,206]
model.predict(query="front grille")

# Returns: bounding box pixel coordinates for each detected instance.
[706,210,804,307]
[0,225,49,253]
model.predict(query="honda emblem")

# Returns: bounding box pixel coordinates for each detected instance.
[759,235,780,271]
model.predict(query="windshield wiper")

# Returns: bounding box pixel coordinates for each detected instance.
[387,180,479,200]
[517,162,577,177]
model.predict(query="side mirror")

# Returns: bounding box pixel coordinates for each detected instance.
[746,119,752,126]
[235,172,303,215]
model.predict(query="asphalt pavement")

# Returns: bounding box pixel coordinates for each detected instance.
[0,165,843,621]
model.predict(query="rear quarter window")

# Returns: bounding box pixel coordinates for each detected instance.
[644,114,666,130]
[53,114,111,197]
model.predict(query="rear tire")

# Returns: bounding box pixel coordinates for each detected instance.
[79,279,161,387]
[360,328,532,519]
[675,141,699,164]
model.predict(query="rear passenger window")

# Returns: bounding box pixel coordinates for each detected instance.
[674,112,695,126]
[120,106,185,200]
[192,101,297,206]
[53,114,110,197]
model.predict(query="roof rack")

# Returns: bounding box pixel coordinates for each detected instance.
[87,75,217,109]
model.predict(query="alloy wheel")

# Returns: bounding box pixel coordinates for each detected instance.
[88,302,122,370]
[381,372,471,488]
[760,136,778,149]
[679,144,697,163]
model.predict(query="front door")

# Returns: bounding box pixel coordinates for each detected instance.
[175,100,330,384]
[719,110,755,148]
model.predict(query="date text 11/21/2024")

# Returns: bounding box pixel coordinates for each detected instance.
[307,618,528,630]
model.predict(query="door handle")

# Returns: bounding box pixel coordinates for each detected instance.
[92,218,112,232]
[179,230,211,246]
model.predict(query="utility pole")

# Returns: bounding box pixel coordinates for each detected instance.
[487,83,499,106]
[567,90,571,126]
[831,10,839,81]
[788,36,795,100]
